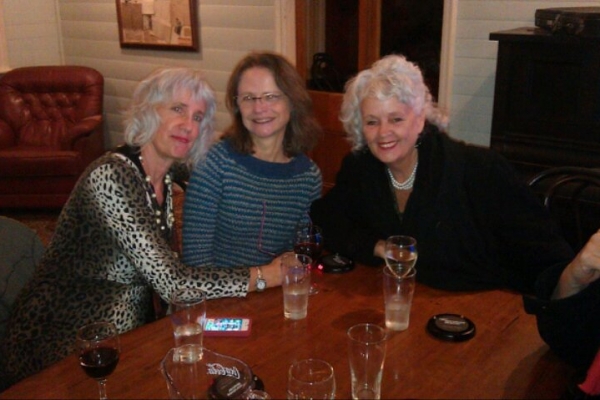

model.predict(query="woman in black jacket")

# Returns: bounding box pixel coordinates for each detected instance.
[310,54,600,396]
[310,54,573,294]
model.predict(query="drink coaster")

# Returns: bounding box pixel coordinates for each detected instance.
[426,313,476,342]
[320,253,354,273]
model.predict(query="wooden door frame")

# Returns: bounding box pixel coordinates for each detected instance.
[294,0,381,83]
[294,0,456,110]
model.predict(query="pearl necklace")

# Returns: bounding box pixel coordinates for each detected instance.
[387,161,418,191]
[139,155,174,232]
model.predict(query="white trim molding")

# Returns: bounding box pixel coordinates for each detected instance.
[275,0,296,65]
[0,0,10,72]
[438,0,457,114]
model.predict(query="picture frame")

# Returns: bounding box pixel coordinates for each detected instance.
[116,0,199,52]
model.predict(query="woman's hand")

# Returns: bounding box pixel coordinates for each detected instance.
[248,255,284,292]
[374,239,386,259]
[554,231,600,299]
[262,254,283,288]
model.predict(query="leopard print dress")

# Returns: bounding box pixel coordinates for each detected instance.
[0,148,250,389]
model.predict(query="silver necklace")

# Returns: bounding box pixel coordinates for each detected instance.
[387,161,418,191]
[139,155,174,232]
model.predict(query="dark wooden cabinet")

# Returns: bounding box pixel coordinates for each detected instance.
[489,27,600,179]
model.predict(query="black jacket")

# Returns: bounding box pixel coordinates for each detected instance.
[311,126,574,293]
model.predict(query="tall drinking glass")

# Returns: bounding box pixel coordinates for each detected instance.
[347,323,387,400]
[383,267,417,331]
[77,321,121,400]
[281,252,312,320]
[169,288,206,347]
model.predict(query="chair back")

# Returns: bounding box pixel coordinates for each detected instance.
[0,217,44,342]
[529,166,600,251]
[0,66,104,148]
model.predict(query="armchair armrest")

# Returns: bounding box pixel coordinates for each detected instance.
[60,115,103,149]
[0,119,16,149]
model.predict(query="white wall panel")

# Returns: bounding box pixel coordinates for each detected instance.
[3,0,62,67]
[202,27,275,51]
[201,5,275,29]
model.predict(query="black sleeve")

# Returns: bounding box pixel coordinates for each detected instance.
[523,264,600,371]
[464,148,575,293]
[310,154,385,266]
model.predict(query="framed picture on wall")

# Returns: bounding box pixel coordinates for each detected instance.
[116,0,199,52]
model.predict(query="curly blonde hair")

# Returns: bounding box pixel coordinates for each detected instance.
[340,54,448,151]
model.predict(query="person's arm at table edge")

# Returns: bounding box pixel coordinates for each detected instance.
[552,231,600,299]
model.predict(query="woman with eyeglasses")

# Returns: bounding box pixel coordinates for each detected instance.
[182,52,322,274]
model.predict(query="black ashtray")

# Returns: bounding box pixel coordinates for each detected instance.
[319,253,354,273]
[426,313,476,342]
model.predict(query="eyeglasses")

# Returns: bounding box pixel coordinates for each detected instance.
[235,92,285,107]
[257,201,278,258]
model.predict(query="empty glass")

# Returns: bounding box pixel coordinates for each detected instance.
[287,358,336,399]
[347,324,387,400]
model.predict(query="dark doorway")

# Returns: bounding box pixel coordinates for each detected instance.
[380,0,444,99]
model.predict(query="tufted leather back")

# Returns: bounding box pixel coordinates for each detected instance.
[0,66,104,149]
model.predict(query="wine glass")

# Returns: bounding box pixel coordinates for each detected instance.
[384,235,418,278]
[77,321,121,400]
[293,223,323,295]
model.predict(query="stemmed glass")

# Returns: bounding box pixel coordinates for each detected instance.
[384,235,418,278]
[77,321,121,400]
[293,223,323,295]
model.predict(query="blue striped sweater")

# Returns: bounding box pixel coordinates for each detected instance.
[182,139,322,268]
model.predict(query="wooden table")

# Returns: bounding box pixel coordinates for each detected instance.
[1,264,574,399]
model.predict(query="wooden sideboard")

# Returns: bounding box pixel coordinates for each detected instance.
[490,27,600,251]
[489,27,600,180]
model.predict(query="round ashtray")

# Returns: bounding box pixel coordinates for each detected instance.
[319,253,354,274]
[426,313,476,342]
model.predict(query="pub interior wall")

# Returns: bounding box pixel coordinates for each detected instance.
[2,0,600,148]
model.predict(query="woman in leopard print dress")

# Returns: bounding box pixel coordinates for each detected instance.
[0,67,282,390]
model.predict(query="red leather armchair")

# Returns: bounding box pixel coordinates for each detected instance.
[0,65,105,208]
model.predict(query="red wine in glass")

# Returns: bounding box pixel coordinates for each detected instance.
[77,322,121,400]
[293,241,322,260]
[79,347,120,379]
